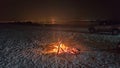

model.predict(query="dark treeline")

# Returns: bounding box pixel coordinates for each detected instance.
[0,20,120,28]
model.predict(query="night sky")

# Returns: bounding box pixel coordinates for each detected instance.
[0,0,120,23]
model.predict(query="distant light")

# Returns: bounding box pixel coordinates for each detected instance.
[51,18,56,24]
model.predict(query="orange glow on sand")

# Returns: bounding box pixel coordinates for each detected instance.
[44,41,80,55]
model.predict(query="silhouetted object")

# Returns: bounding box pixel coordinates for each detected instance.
[88,20,120,35]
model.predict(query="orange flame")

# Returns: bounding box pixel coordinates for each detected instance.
[45,41,79,55]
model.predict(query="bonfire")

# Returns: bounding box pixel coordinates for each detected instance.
[43,40,80,55]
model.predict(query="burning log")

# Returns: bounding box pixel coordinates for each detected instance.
[43,40,80,55]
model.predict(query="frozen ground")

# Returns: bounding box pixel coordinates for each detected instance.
[0,26,120,68]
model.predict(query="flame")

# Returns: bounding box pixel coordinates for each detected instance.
[44,41,79,55]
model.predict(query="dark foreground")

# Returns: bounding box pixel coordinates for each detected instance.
[0,25,120,68]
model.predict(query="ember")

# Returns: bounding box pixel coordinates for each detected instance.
[44,41,80,55]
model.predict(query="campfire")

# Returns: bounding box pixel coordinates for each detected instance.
[43,40,80,55]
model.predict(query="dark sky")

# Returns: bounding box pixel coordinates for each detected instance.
[0,0,120,23]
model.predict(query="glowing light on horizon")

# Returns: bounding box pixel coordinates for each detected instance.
[51,18,56,24]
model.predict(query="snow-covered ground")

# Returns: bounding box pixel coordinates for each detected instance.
[0,26,120,68]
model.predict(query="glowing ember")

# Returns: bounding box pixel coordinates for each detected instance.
[44,41,80,55]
